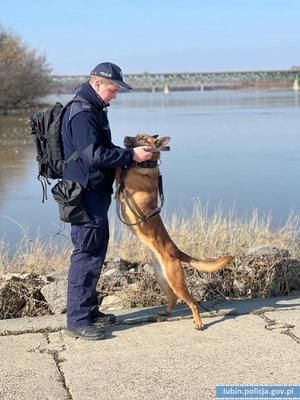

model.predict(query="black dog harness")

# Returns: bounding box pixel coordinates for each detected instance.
[115,160,165,226]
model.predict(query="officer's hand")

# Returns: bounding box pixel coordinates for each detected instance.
[132,146,152,162]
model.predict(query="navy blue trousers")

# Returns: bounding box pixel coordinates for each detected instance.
[67,190,111,329]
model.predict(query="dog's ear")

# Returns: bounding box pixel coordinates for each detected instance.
[155,136,171,147]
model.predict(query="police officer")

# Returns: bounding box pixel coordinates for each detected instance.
[62,62,152,340]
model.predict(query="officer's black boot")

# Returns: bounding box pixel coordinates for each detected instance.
[67,325,106,340]
[90,310,116,325]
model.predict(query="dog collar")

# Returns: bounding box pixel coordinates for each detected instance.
[129,160,158,169]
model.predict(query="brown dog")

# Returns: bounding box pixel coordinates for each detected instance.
[116,133,233,330]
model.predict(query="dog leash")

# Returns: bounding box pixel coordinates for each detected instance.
[115,168,164,226]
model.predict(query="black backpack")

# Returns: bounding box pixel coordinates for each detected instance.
[29,99,79,201]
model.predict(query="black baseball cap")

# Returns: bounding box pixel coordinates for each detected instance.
[90,62,132,90]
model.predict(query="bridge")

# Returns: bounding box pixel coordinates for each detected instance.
[52,68,300,92]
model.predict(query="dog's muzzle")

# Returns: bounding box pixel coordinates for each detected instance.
[124,136,171,153]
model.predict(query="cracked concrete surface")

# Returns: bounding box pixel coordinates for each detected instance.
[0,333,69,400]
[0,293,299,400]
[261,309,300,344]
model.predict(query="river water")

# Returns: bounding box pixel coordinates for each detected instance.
[0,90,299,250]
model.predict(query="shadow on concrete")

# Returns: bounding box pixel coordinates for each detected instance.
[103,291,300,337]
[0,292,299,337]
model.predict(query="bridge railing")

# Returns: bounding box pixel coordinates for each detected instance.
[52,68,300,91]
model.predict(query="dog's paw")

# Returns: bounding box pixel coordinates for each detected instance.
[194,322,204,331]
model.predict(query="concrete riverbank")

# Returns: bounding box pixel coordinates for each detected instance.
[0,293,300,399]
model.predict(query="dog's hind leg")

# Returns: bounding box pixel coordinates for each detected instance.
[162,257,203,330]
[151,253,178,316]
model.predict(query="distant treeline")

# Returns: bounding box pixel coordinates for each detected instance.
[0,27,52,112]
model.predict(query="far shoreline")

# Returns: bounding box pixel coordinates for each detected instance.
[0,85,298,116]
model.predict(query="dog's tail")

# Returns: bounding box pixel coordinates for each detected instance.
[179,251,233,272]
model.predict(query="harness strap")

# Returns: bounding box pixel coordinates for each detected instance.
[115,169,164,226]
[158,174,164,206]
[115,195,142,226]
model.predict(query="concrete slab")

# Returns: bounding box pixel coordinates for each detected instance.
[0,314,66,336]
[59,312,300,400]
[0,294,299,400]
[0,333,69,400]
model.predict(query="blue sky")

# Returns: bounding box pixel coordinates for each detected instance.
[1,0,300,74]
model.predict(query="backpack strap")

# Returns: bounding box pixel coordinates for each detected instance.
[62,95,91,166]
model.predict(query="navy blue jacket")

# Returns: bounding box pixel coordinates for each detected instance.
[62,82,133,193]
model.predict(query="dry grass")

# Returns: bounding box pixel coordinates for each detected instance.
[0,233,72,275]
[108,202,300,304]
[109,200,300,263]
[1,201,300,275]
[117,271,167,309]
[1,201,300,310]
